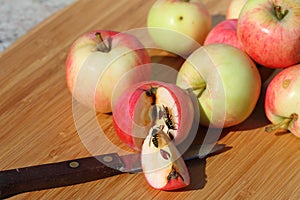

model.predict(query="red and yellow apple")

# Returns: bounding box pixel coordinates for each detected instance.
[66,30,151,113]
[141,124,190,190]
[112,81,195,151]
[204,19,244,51]
[176,44,261,128]
[237,0,300,68]
[265,64,300,138]
[147,0,211,56]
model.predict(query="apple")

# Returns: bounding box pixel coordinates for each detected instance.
[147,0,211,56]
[141,124,190,190]
[204,19,244,51]
[112,81,195,151]
[237,0,300,68]
[176,44,261,128]
[66,30,151,113]
[226,0,247,19]
[265,64,300,138]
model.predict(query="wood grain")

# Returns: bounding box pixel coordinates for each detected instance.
[1,0,299,199]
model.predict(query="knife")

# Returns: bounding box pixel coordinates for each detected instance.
[0,144,227,199]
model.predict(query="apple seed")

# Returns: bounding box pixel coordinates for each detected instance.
[160,149,171,160]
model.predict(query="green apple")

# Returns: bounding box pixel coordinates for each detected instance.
[147,0,211,56]
[176,44,261,128]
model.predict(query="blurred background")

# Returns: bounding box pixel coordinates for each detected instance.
[0,0,76,53]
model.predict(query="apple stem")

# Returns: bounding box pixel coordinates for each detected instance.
[191,82,206,98]
[265,113,298,133]
[182,0,190,2]
[95,32,111,53]
[274,5,289,20]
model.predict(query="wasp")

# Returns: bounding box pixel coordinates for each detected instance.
[167,164,184,182]
[143,86,157,105]
[162,105,176,130]
[148,124,172,148]
[144,86,157,97]
[151,131,159,148]
[148,125,163,148]
[162,105,177,141]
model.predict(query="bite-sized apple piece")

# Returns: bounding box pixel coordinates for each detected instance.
[204,19,244,51]
[141,125,190,190]
[66,30,151,113]
[147,0,211,56]
[176,44,261,128]
[265,64,300,138]
[226,0,247,19]
[237,0,300,68]
[112,81,195,151]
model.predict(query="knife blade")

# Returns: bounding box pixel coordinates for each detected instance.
[0,144,227,199]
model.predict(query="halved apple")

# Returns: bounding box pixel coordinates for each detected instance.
[112,81,195,151]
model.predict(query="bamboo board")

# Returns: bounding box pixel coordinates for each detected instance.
[1,0,300,199]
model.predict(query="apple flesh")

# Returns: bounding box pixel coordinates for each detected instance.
[226,0,247,19]
[265,64,300,138]
[113,81,195,151]
[204,19,244,51]
[176,44,261,128]
[237,0,300,68]
[66,30,151,113]
[147,0,211,56]
[141,124,190,190]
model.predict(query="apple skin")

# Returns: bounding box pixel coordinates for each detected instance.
[226,0,248,19]
[113,81,195,151]
[147,0,211,55]
[237,0,300,68]
[204,19,244,51]
[176,44,261,128]
[66,30,151,113]
[265,64,300,138]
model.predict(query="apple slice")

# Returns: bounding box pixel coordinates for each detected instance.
[141,124,190,190]
[112,81,195,151]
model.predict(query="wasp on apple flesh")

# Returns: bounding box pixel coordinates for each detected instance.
[143,86,158,105]
[167,164,184,182]
[162,105,177,141]
[149,125,164,148]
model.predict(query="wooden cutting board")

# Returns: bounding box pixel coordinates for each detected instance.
[1,0,299,199]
